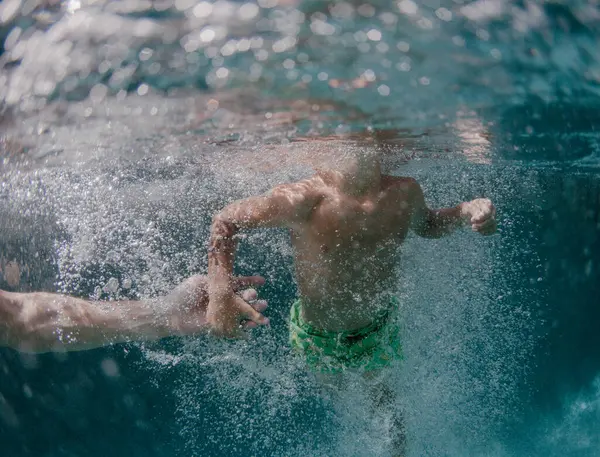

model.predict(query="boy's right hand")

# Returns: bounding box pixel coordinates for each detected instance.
[207,278,270,338]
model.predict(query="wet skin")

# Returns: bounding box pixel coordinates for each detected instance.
[206,151,496,336]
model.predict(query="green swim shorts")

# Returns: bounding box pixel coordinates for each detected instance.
[288,298,403,374]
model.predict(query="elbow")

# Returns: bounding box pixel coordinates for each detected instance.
[0,290,21,331]
[0,293,65,353]
[1,307,36,352]
[6,296,58,352]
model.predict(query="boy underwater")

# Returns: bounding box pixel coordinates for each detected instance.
[206,139,497,454]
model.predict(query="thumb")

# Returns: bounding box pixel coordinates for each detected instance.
[237,298,270,325]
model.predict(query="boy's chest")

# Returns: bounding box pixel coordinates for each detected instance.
[308,191,411,243]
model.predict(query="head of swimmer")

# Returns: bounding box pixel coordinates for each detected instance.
[313,144,384,196]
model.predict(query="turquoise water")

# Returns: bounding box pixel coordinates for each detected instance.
[1,1,599,456]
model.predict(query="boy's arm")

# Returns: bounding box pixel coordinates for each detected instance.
[208,180,320,337]
[408,179,496,238]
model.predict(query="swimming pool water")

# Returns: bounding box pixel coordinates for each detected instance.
[1,1,600,456]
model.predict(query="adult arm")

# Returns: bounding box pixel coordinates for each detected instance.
[0,275,267,353]
[408,179,496,238]
[208,180,321,336]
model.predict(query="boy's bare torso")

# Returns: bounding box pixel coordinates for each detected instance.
[289,174,414,331]
[207,143,495,338]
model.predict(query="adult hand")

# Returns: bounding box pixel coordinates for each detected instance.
[461,198,497,235]
[166,275,268,337]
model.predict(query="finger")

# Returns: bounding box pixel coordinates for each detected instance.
[239,300,270,325]
[474,221,497,235]
[240,288,257,302]
[242,321,258,329]
[231,275,265,290]
[481,222,498,235]
[475,218,496,231]
[251,299,268,313]
[471,212,491,224]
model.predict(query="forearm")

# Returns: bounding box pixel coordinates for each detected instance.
[420,204,466,238]
[0,290,171,353]
[208,214,239,295]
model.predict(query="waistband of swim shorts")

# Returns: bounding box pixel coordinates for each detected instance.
[290,297,398,340]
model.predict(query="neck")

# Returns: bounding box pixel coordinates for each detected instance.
[319,152,382,196]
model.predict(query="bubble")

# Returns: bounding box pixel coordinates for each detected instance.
[397,41,410,52]
[93,285,103,299]
[137,84,149,96]
[452,35,466,46]
[4,27,22,51]
[101,358,120,378]
[257,0,278,8]
[380,12,398,25]
[182,36,200,53]
[396,61,411,72]
[353,30,367,42]
[283,59,295,70]
[220,40,237,57]
[357,42,371,53]
[238,3,259,21]
[174,0,194,11]
[490,48,502,60]
[206,99,219,111]
[0,0,21,24]
[215,67,229,79]
[398,0,418,16]
[311,20,336,36]
[357,4,375,18]
[22,384,33,399]
[193,1,213,18]
[139,47,153,61]
[331,2,354,20]
[476,28,490,41]
[417,17,433,29]
[376,42,389,53]
[249,37,263,49]
[89,84,108,104]
[237,38,250,52]
[363,69,376,82]
[148,62,161,74]
[377,84,390,96]
[436,7,453,21]
[103,277,119,294]
[255,49,269,61]
[199,28,216,43]
[367,29,382,42]
[34,80,56,97]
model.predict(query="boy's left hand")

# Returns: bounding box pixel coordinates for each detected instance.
[460,198,497,235]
